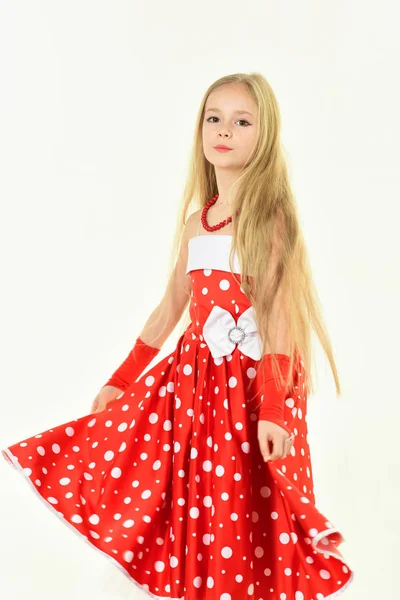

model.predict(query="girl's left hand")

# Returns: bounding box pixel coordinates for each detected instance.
[257,420,294,462]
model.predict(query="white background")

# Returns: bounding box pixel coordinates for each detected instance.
[0,1,399,599]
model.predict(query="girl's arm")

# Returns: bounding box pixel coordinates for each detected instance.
[138,211,199,349]
[100,214,197,397]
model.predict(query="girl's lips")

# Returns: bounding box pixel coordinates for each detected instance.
[214,147,232,153]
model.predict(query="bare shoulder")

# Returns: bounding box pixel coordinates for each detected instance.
[174,208,202,268]
[183,209,202,242]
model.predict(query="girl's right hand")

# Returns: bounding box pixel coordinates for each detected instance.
[90,385,123,414]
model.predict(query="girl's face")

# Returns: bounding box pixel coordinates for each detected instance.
[202,83,259,174]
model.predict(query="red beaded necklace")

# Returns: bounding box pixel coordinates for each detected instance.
[201,193,236,232]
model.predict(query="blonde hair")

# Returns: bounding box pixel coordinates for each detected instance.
[166,72,341,399]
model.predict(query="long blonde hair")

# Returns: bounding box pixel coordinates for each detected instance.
[165,72,341,399]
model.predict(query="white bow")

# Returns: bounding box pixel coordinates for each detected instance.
[202,305,262,360]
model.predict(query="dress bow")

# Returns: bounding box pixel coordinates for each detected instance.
[202,305,262,360]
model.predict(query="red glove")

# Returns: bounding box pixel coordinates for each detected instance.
[258,353,296,435]
[103,336,161,391]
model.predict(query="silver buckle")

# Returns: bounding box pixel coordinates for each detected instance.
[227,325,246,345]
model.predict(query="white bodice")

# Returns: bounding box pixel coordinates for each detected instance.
[185,234,241,275]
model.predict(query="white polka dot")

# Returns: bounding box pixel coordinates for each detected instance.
[221,546,233,558]
[247,367,257,378]
[122,519,134,528]
[65,427,75,437]
[228,376,237,388]
[170,556,178,568]
[215,465,225,477]
[219,279,230,291]
[71,514,83,523]
[59,477,71,486]
[279,532,290,545]
[111,467,122,478]
[295,593,304,600]
[241,442,250,453]
[89,514,100,525]
[190,507,199,518]
[320,569,331,580]
[193,576,202,588]
[202,287,208,295]
[260,486,271,498]
[145,375,155,386]
[155,561,165,572]
[183,364,193,375]
[123,551,133,562]
[104,451,114,461]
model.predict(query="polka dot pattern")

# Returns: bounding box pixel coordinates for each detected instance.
[1,244,353,600]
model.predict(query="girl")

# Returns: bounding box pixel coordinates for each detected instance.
[2,72,353,599]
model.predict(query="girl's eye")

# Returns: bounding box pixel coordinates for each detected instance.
[206,116,250,127]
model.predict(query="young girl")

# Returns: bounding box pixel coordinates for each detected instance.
[2,72,353,599]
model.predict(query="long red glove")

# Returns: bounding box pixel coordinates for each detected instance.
[258,353,296,435]
[103,336,161,391]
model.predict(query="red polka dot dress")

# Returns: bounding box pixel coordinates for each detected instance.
[2,232,354,600]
